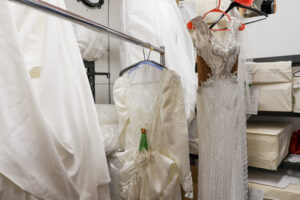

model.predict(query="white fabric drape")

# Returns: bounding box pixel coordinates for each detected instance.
[73,24,107,62]
[0,1,79,199]
[1,0,110,199]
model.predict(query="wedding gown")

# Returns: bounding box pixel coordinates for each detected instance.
[192,16,248,200]
[113,65,193,199]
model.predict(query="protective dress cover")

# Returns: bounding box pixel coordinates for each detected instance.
[120,0,197,123]
[73,24,107,61]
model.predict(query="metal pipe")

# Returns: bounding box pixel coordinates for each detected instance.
[160,46,165,67]
[7,0,165,55]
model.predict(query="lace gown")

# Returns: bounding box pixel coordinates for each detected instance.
[113,65,193,200]
[192,16,248,200]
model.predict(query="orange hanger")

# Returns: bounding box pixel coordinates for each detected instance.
[203,8,232,31]
[202,0,232,31]
[187,0,245,31]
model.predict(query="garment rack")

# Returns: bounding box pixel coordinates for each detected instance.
[8,0,166,66]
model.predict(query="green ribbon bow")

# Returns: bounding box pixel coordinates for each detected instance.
[139,128,149,152]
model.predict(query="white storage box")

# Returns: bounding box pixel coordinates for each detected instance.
[247,121,293,170]
[258,82,293,112]
[248,61,292,84]
[247,61,293,112]
[292,66,300,113]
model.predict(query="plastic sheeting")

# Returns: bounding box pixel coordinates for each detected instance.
[73,24,107,61]
[95,104,120,156]
[120,0,197,123]
[0,1,79,199]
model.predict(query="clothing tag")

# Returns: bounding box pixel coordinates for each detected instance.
[247,63,253,84]
[246,85,259,115]
[293,81,300,89]
[139,128,149,152]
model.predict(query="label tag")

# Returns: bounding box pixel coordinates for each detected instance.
[246,85,259,115]
[293,81,300,89]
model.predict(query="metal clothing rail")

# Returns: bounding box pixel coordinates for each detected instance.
[7,0,166,66]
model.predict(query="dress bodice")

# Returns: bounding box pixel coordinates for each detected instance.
[191,16,241,77]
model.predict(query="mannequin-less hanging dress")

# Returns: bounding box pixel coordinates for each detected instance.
[0,1,78,199]
[192,16,248,200]
[1,0,111,199]
[113,65,193,200]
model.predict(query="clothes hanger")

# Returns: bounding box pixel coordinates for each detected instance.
[209,0,268,29]
[203,7,232,31]
[187,0,244,31]
[119,47,166,76]
[202,0,232,31]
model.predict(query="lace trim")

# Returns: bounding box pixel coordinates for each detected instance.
[198,73,238,93]
[119,172,140,198]
[191,16,240,76]
[182,172,193,199]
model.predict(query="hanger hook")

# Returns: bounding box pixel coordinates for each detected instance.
[147,46,153,60]
[143,47,146,61]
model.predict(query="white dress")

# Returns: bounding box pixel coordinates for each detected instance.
[2,0,111,199]
[113,65,193,200]
[192,16,248,200]
[0,1,78,199]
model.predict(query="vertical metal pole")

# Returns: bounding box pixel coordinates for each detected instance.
[160,46,165,67]
[107,0,112,104]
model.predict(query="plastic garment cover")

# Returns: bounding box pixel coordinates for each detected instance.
[7,0,111,199]
[120,0,197,123]
[73,24,107,61]
[95,104,121,156]
[107,155,123,200]
[114,65,193,199]
[0,1,79,199]
[188,114,199,155]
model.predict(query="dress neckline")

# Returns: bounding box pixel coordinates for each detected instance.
[201,16,234,49]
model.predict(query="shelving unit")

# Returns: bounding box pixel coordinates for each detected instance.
[257,111,300,117]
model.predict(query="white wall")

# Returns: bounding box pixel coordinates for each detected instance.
[243,0,300,58]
